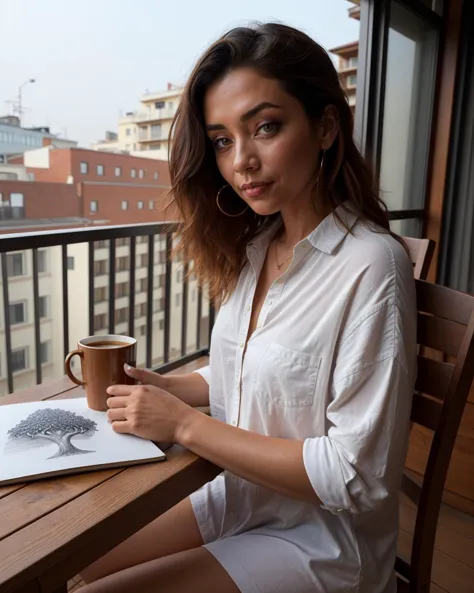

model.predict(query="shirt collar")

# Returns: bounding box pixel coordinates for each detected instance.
[248,202,359,255]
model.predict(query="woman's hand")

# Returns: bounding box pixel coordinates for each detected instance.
[123,364,169,390]
[106,382,197,443]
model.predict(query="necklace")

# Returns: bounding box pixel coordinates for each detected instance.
[275,239,293,270]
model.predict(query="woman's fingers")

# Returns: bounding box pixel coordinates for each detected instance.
[106,394,130,408]
[107,384,133,397]
[107,407,127,422]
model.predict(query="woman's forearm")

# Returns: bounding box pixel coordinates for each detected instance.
[164,372,210,407]
[177,410,320,504]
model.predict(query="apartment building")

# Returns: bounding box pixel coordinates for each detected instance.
[92,84,182,160]
[0,149,204,397]
[329,1,360,113]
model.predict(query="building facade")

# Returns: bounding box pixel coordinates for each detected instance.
[91,84,182,160]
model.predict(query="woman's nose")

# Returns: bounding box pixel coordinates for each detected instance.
[233,140,260,173]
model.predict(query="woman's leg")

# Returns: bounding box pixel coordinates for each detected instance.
[80,497,203,583]
[80,547,240,593]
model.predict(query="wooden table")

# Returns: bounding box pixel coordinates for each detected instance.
[0,366,220,593]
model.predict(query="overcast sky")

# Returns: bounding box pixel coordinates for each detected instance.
[1,0,359,147]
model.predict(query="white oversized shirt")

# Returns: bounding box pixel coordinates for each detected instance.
[192,204,417,593]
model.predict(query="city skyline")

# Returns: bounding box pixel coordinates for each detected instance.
[1,0,359,148]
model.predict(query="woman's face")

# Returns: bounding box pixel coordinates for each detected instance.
[204,67,327,217]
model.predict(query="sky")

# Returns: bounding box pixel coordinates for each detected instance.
[1,0,359,148]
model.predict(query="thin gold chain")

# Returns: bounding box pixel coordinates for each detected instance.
[274,239,293,270]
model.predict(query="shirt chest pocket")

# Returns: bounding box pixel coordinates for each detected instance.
[253,343,321,407]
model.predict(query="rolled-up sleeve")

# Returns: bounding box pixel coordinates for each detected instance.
[303,302,416,515]
[193,364,210,384]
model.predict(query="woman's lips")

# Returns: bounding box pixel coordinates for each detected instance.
[242,182,273,198]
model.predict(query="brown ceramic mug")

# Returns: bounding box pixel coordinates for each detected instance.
[65,334,137,411]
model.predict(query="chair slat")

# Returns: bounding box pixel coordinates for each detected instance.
[411,392,442,430]
[415,356,454,400]
[417,313,465,357]
[395,556,411,581]
[416,280,474,324]
[396,576,410,593]
[400,471,421,506]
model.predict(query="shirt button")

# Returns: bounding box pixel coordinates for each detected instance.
[337,509,344,513]
[231,420,237,426]
[239,342,244,348]
[257,322,262,329]
[247,305,251,311]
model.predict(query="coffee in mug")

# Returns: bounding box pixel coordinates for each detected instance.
[65,334,137,411]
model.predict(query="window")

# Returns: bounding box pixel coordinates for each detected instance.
[137,278,148,292]
[67,256,75,270]
[138,201,144,209]
[94,313,107,331]
[135,303,147,318]
[115,166,122,177]
[347,74,357,87]
[117,256,130,272]
[115,282,129,298]
[97,165,104,176]
[192,288,196,303]
[131,168,136,178]
[153,171,159,180]
[121,200,128,210]
[175,293,181,307]
[39,296,49,318]
[168,102,173,109]
[158,273,166,288]
[94,287,108,302]
[115,308,128,324]
[11,348,28,372]
[126,128,131,136]
[94,240,107,249]
[151,124,161,139]
[159,319,164,330]
[177,269,182,282]
[37,250,47,273]
[6,253,25,277]
[155,101,165,109]
[80,162,88,174]
[40,341,51,364]
[140,253,148,267]
[10,301,26,325]
[90,200,98,213]
[116,238,128,247]
[149,200,155,209]
[139,325,147,336]
[159,251,167,264]
[139,169,144,179]
[94,260,108,276]
[379,1,438,213]
[349,56,358,68]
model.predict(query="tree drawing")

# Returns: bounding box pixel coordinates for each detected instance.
[7,408,98,459]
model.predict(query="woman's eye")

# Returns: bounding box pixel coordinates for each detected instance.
[257,122,280,136]
[213,137,231,150]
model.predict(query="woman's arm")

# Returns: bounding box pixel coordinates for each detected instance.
[177,411,319,504]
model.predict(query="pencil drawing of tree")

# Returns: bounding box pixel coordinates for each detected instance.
[7,408,98,459]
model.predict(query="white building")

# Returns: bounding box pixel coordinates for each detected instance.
[91,85,182,161]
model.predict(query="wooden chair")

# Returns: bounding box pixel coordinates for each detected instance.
[396,280,474,592]
[402,237,436,280]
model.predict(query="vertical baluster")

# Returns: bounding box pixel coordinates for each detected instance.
[32,248,42,385]
[1,253,14,393]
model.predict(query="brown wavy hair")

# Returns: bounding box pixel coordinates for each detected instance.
[169,22,403,304]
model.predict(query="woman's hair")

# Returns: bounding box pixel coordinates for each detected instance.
[169,22,403,304]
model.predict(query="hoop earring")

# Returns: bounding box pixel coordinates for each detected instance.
[216,185,249,217]
[316,149,326,187]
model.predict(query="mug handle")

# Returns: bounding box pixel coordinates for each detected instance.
[65,350,86,386]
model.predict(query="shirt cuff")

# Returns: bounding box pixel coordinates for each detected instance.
[193,365,210,384]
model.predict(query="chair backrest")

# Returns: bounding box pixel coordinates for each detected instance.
[396,280,474,592]
[402,237,436,280]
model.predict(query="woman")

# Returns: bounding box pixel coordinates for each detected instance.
[81,22,417,593]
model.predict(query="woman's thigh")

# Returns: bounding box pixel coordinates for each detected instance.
[80,497,203,583]
[80,547,240,593]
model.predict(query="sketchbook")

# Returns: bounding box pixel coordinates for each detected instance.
[0,397,166,486]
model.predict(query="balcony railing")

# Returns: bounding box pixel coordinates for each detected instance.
[0,223,215,395]
[134,108,175,123]
[0,206,25,221]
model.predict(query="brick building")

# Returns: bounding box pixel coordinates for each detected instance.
[0,147,174,231]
